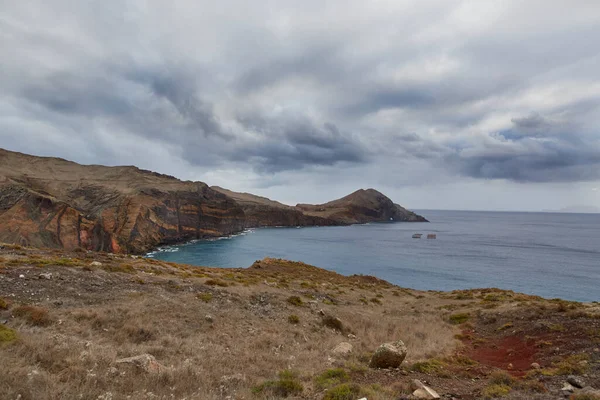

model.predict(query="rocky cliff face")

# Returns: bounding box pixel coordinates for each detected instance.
[0,149,426,253]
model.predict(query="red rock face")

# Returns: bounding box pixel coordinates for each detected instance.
[0,149,426,254]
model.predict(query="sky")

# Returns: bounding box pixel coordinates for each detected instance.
[1,1,600,211]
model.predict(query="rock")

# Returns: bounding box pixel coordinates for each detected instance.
[561,382,576,395]
[347,333,357,340]
[507,363,513,370]
[115,354,165,373]
[369,340,407,369]
[90,261,102,267]
[19,274,25,279]
[331,342,353,356]
[205,315,214,323]
[38,273,52,280]
[567,376,586,389]
[411,380,440,399]
[530,362,541,370]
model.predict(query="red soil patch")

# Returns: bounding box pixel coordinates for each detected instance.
[467,335,538,376]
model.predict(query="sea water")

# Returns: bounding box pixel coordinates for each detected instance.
[148,210,600,302]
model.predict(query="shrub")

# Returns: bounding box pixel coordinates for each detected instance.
[489,371,514,386]
[205,278,228,287]
[13,305,52,326]
[288,314,300,324]
[315,368,349,389]
[482,384,511,398]
[0,325,17,344]
[197,293,213,303]
[287,296,303,306]
[449,313,470,324]
[323,383,362,400]
[370,297,382,305]
[410,359,445,374]
[322,315,344,332]
[252,370,303,397]
[0,297,10,310]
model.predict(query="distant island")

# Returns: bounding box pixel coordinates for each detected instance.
[0,148,426,254]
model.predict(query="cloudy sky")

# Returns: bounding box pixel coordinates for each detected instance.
[2,1,600,211]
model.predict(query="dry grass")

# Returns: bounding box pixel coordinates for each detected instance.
[4,250,597,399]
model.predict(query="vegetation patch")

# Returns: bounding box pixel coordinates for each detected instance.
[0,297,10,310]
[197,293,213,303]
[13,305,52,326]
[205,278,228,287]
[288,314,300,324]
[482,384,511,398]
[0,325,17,344]
[323,383,362,400]
[252,370,303,397]
[287,296,303,306]
[410,359,445,374]
[448,313,470,325]
[315,368,349,389]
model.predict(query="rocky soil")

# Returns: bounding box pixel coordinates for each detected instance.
[1,245,599,400]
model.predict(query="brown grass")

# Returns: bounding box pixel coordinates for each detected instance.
[1,250,596,399]
[12,305,52,326]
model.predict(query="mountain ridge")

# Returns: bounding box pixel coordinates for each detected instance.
[0,148,426,253]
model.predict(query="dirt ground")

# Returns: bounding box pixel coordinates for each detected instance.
[0,244,599,399]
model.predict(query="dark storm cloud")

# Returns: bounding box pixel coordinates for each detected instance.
[233,114,368,172]
[447,116,600,183]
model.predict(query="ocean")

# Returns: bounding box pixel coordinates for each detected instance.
[147,210,600,302]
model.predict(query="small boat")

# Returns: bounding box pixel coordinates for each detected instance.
[427,234,437,239]
[412,233,422,238]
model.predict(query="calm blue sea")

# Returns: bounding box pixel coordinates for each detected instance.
[148,210,600,302]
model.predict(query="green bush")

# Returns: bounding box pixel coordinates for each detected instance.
[287,296,303,306]
[288,314,300,324]
[252,370,303,397]
[482,384,511,398]
[448,313,470,324]
[0,325,17,344]
[323,383,362,400]
[315,368,349,389]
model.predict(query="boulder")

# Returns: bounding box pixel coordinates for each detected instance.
[331,342,353,356]
[90,261,102,267]
[115,354,165,373]
[530,362,540,370]
[369,340,407,369]
[561,382,576,396]
[567,375,586,389]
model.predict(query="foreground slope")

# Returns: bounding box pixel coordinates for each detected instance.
[0,245,599,400]
[0,149,426,254]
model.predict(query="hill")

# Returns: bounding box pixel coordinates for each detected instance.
[0,149,426,254]
[0,245,598,399]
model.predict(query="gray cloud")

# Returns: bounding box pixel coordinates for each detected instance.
[233,114,368,172]
[1,1,600,209]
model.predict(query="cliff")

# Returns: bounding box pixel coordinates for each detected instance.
[0,149,426,253]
